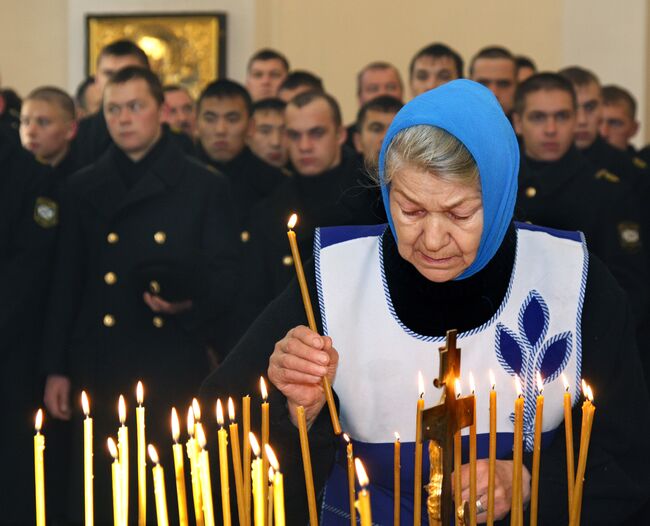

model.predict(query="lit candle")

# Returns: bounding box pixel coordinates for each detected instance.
[354,458,372,526]
[108,438,122,526]
[250,433,265,526]
[192,398,202,447]
[265,445,285,526]
[296,405,319,526]
[343,434,356,526]
[197,424,215,526]
[569,382,595,526]
[530,373,544,526]
[148,445,169,526]
[216,400,232,526]
[243,395,251,526]
[34,409,46,526]
[117,395,129,525]
[260,377,270,517]
[81,392,94,526]
[469,373,477,526]
[267,467,274,526]
[186,407,204,526]
[562,374,575,515]
[287,213,341,435]
[487,371,497,526]
[228,398,246,526]
[454,379,463,526]
[394,432,401,526]
[171,408,189,526]
[136,382,147,526]
[414,371,425,526]
[511,376,524,526]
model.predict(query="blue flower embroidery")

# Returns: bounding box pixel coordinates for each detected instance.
[495,290,572,450]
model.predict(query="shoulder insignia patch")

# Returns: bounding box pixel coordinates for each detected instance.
[618,221,641,251]
[595,169,620,183]
[633,157,647,170]
[33,197,59,228]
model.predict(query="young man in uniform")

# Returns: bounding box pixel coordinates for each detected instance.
[41,67,240,522]
[408,42,463,97]
[353,95,403,166]
[245,48,290,101]
[277,70,324,102]
[600,85,642,161]
[74,76,102,118]
[247,97,289,170]
[470,46,518,117]
[162,84,196,138]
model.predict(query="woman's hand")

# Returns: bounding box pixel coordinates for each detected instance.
[268,325,339,428]
[454,459,531,523]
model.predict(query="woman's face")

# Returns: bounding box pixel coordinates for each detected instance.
[389,165,483,282]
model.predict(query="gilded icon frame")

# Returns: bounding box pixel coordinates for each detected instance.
[86,12,227,98]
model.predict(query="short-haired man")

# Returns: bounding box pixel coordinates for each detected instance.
[409,42,463,97]
[353,95,403,165]
[470,46,517,116]
[162,84,196,137]
[245,48,290,101]
[277,70,324,102]
[247,97,288,169]
[600,85,640,157]
[75,76,102,118]
[513,72,647,321]
[42,66,239,521]
[515,55,537,83]
[196,79,284,233]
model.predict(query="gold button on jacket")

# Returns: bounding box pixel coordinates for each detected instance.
[107,232,119,244]
[104,272,117,285]
[282,255,294,266]
[153,316,164,328]
[103,314,115,327]
[525,187,537,198]
[154,231,167,244]
[149,280,161,294]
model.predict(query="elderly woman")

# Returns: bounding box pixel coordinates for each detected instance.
[202,80,650,524]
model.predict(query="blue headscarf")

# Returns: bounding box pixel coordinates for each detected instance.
[378,79,519,280]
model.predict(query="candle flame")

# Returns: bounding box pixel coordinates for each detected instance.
[265,444,280,471]
[581,379,588,398]
[394,432,400,442]
[35,408,43,432]
[515,375,523,397]
[148,444,159,464]
[562,373,570,392]
[192,398,201,421]
[249,432,260,457]
[171,407,180,442]
[343,433,350,444]
[228,397,235,422]
[107,437,118,459]
[187,407,195,437]
[260,377,268,401]
[136,381,144,405]
[418,371,425,398]
[454,378,462,399]
[268,467,275,483]
[196,423,207,449]
[81,391,90,417]
[287,213,298,229]
[216,399,224,426]
[354,458,369,487]
[489,369,496,390]
[536,371,544,394]
[586,384,594,402]
[118,395,126,424]
[469,372,476,394]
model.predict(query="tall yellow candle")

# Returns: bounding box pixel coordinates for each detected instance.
[414,371,425,526]
[469,373,477,526]
[136,382,147,526]
[343,434,356,526]
[266,445,285,526]
[117,395,129,525]
[192,398,202,452]
[108,438,122,526]
[250,433,265,526]
[510,377,524,526]
[260,376,270,522]
[186,407,204,526]
[454,379,463,526]
[570,383,595,526]
[148,445,169,526]
[267,467,274,526]
[354,458,372,526]
[216,400,232,526]
[243,395,252,526]
[530,373,545,526]
[296,406,319,526]
[562,374,575,516]
[34,409,46,526]
[81,392,94,526]
[171,408,189,526]
[228,398,246,526]
[394,432,401,526]
[487,371,497,526]
[197,425,215,526]
[287,213,341,435]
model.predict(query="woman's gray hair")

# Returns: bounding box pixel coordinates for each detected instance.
[383,125,480,187]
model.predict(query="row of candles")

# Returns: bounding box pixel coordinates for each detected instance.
[33,370,595,526]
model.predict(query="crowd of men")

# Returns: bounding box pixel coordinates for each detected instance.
[2,38,650,523]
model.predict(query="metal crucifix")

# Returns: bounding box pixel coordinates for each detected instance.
[421,329,475,526]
